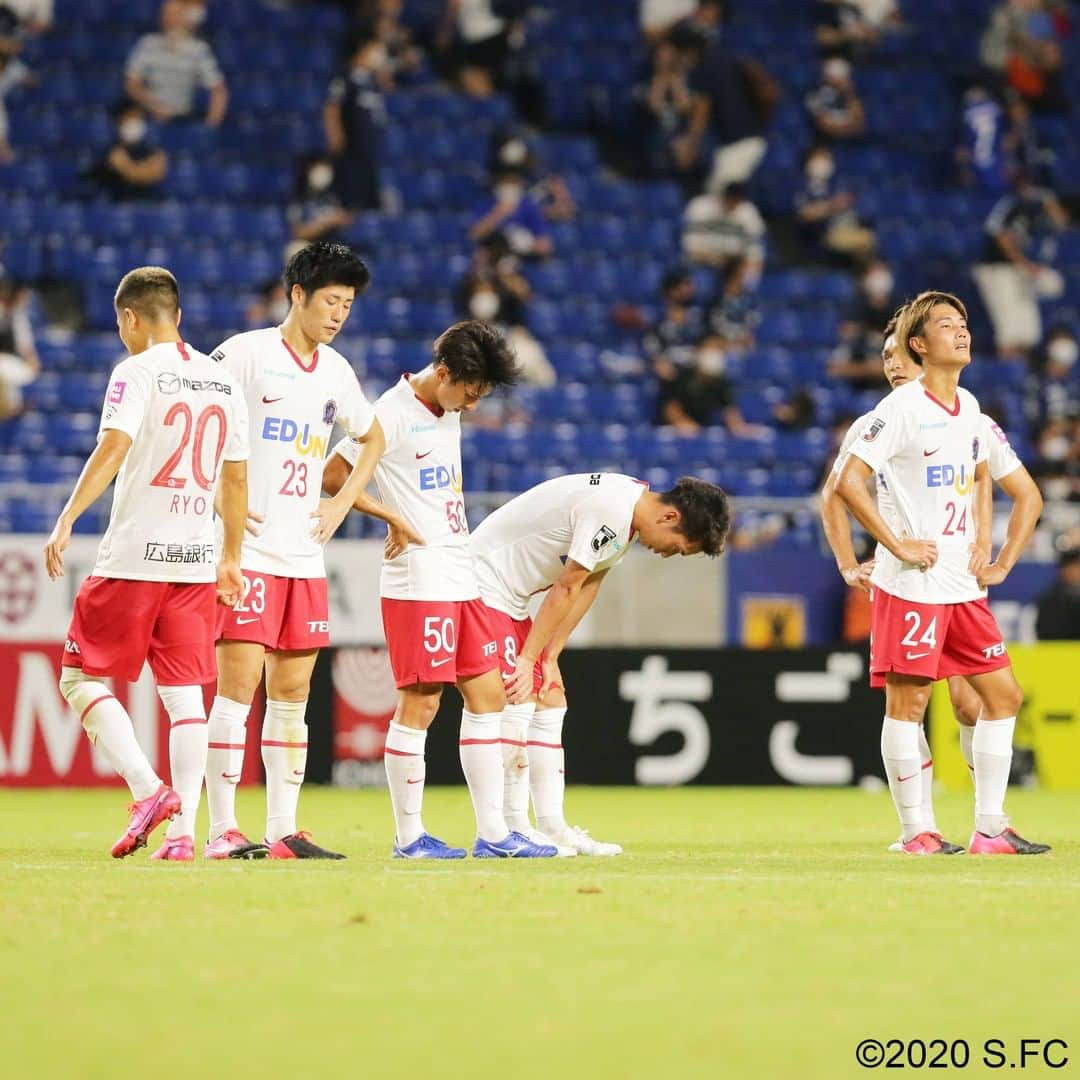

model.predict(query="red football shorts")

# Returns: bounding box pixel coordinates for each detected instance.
[380,597,499,688]
[869,587,1010,688]
[63,576,217,685]
[481,602,548,696]
[217,571,330,651]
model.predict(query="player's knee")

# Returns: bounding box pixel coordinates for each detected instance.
[157,684,205,721]
[397,685,442,728]
[1002,680,1024,717]
[58,666,88,705]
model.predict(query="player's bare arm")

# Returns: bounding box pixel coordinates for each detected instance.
[216,459,247,608]
[977,464,1043,589]
[44,428,133,580]
[536,569,609,702]
[819,469,874,592]
[309,419,387,545]
[836,455,938,570]
[322,444,425,558]
[506,559,592,704]
[968,464,992,577]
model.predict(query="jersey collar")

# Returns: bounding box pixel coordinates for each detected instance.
[404,373,444,417]
[923,388,961,417]
[281,335,319,373]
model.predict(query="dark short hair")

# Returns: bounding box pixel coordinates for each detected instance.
[114,266,179,321]
[283,241,370,301]
[660,476,731,557]
[661,265,692,293]
[432,320,521,389]
[882,303,918,361]
[722,182,747,202]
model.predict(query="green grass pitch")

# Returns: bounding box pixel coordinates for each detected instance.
[1,786,1077,1079]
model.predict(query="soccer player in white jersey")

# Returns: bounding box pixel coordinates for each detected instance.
[472,473,731,855]
[205,241,410,861]
[822,309,1044,852]
[837,291,1049,854]
[44,267,249,860]
[325,321,560,859]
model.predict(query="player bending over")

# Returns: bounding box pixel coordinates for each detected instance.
[325,321,559,859]
[45,267,249,859]
[204,241,411,860]
[821,310,1044,851]
[836,291,1049,855]
[474,472,731,855]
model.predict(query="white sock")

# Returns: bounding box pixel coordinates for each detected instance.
[460,710,508,842]
[158,685,207,841]
[917,724,937,834]
[501,702,534,833]
[881,716,925,842]
[529,706,567,835]
[261,698,308,843]
[60,668,160,800]
[973,716,1015,837]
[384,720,427,847]
[959,724,976,782]
[205,695,250,841]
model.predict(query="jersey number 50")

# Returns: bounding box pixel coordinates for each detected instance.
[151,403,228,491]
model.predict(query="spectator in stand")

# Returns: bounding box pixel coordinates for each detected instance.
[125,0,227,127]
[1035,548,1080,639]
[456,233,555,387]
[656,335,764,436]
[0,275,38,421]
[707,271,759,353]
[0,0,51,56]
[469,167,553,259]
[957,86,1010,193]
[344,1,424,83]
[1032,415,1079,503]
[673,29,780,192]
[794,144,876,263]
[644,265,706,386]
[980,0,1069,113]
[1005,89,1056,184]
[828,260,896,386]
[1026,324,1077,435]
[974,170,1069,357]
[0,46,32,164]
[772,388,817,430]
[91,101,169,201]
[640,0,699,45]
[324,33,389,212]
[678,0,725,43]
[805,55,866,142]
[286,154,355,250]
[634,39,696,183]
[682,181,766,291]
[245,279,290,330]
[816,0,902,55]
[488,128,576,221]
[437,0,508,98]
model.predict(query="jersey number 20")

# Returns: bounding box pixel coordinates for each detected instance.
[151,403,228,491]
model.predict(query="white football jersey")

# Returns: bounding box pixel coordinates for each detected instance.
[473,473,646,619]
[833,410,899,528]
[850,379,990,604]
[332,372,476,601]
[94,340,249,583]
[980,413,1022,482]
[211,328,375,579]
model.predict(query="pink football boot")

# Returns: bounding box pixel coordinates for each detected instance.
[969,828,1051,855]
[899,831,965,855]
[110,784,181,858]
[203,829,269,860]
[150,835,195,862]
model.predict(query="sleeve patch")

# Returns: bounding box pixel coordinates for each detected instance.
[108,380,126,404]
[591,525,617,553]
[861,417,885,442]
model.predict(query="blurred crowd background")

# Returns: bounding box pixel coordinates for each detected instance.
[0,0,1076,629]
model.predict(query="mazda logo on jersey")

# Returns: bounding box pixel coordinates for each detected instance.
[926,464,975,494]
[261,416,327,458]
[418,464,463,493]
[157,373,181,395]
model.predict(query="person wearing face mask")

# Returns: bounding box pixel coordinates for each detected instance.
[92,100,168,201]
[794,144,876,262]
[124,0,227,127]
[286,155,355,248]
[324,33,390,212]
[657,334,764,436]
[829,259,897,387]
[469,168,553,259]
[455,235,555,390]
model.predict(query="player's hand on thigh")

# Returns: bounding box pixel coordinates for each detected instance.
[505,653,538,705]
[245,509,266,537]
[385,517,425,560]
[44,516,72,580]
[539,655,564,698]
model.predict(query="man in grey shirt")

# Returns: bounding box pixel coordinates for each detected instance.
[125,0,227,127]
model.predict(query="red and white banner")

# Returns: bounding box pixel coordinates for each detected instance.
[330,646,396,788]
[0,642,265,787]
